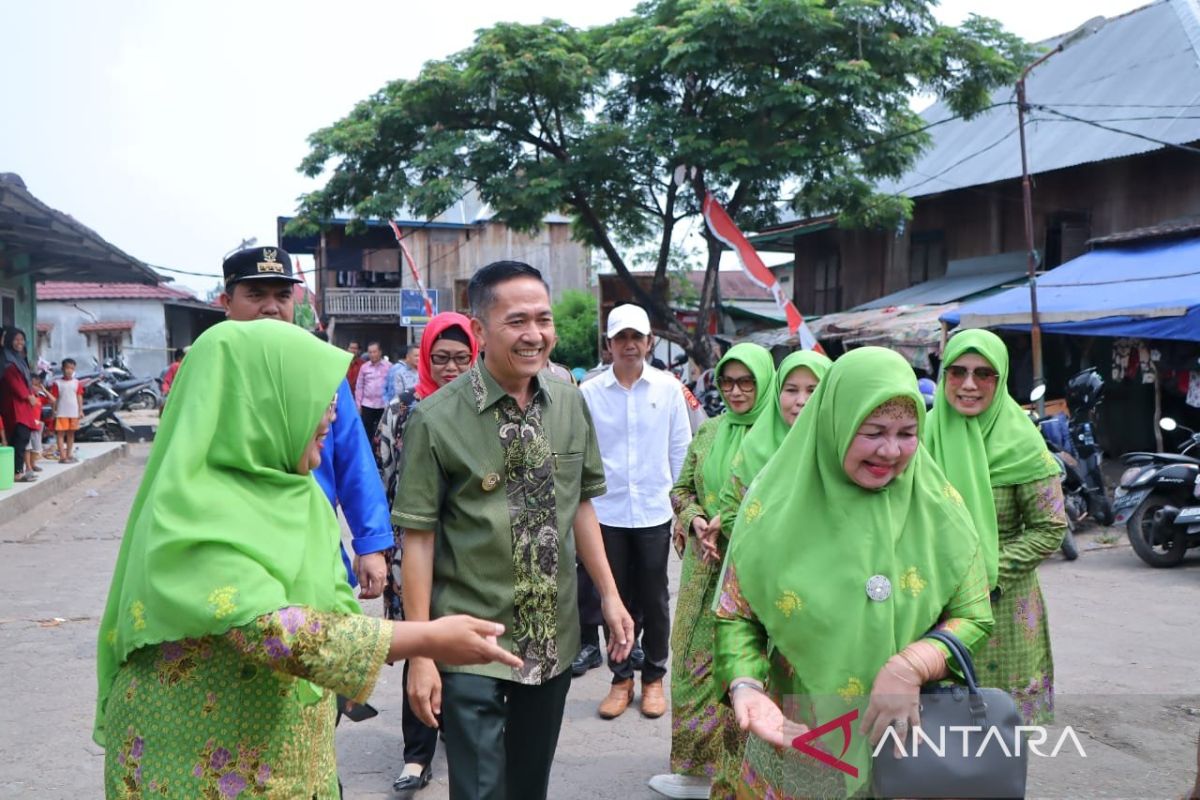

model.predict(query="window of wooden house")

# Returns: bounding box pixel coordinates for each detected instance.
[1044,211,1091,269]
[813,251,841,315]
[0,289,15,328]
[97,333,124,362]
[455,279,471,313]
[909,231,946,285]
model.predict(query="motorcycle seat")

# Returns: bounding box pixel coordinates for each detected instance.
[112,378,151,392]
[1122,451,1200,466]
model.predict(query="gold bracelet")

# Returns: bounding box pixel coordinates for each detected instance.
[896,649,926,682]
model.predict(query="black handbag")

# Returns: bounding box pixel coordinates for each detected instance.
[872,630,1028,799]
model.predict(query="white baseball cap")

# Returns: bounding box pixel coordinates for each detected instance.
[606,304,652,338]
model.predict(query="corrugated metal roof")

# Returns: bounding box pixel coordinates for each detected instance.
[873,1,1200,199]
[852,252,1029,310]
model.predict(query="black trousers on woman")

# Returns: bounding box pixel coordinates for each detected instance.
[401,658,438,766]
[10,423,31,477]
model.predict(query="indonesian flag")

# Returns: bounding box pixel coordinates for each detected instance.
[387,220,435,317]
[702,192,823,353]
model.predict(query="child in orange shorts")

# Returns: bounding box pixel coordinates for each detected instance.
[50,358,85,464]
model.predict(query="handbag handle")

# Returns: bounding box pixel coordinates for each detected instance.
[922,629,989,717]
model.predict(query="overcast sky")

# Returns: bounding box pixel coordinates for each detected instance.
[1,0,1149,295]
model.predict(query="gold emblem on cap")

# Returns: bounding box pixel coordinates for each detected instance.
[256,249,284,274]
[482,472,502,492]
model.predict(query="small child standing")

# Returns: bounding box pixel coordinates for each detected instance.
[50,359,85,464]
[27,374,51,473]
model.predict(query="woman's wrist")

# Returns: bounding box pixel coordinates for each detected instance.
[729,678,765,695]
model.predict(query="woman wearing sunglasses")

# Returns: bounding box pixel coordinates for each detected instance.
[926,329,1067,724]
[712,350,832,541]
[650,343,774,800]
[376,311,479,796]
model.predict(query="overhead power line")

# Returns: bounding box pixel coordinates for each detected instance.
[1030,104,1200,156]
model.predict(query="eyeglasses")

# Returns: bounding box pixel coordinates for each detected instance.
[429,352,473,367]
[944,365,999,383]
[717,376,757,393]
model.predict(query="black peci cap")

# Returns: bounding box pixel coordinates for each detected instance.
[222,246,302,288]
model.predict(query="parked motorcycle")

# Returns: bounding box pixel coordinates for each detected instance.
[1114,417,1200,567]
[1062,367,1115,525]
[76,398,136,443]
[1029,385,1081,560]
[78,355,161,410]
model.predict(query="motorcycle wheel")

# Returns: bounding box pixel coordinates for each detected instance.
[1126,491,1187,568]
[126,388,159,411]
[1085,463,1115,526]
[1060,525,1079,561]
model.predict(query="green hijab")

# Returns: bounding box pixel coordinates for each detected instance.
[728,347,981,794]
[925,329,1059,588]
[730,350,832,488]
[699,343,775,516]
[94,319,358,746]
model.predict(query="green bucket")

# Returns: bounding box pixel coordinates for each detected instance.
[0,447,13,490]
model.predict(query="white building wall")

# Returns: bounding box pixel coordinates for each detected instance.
[38,299,169,377]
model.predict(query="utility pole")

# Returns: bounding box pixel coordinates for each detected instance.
[1016,45,1062,414]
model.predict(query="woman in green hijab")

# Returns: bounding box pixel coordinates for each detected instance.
[714,347,994,799]
[925,328,1066,725]
[649,343,774,800]
[714,349,832,533]
[95,319,519,799]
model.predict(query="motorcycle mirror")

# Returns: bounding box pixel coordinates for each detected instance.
[1030,384,1047,403]
[1159,417,1178,432]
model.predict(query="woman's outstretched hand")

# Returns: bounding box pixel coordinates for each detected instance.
[731,685,810,749]
[419,616,522,668]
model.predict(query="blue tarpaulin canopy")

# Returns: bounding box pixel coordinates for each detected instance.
[940,238,1200,342]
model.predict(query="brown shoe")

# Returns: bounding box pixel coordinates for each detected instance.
[641,679,666,718]
[598,678,634,719]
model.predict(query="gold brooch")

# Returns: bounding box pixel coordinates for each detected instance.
[482,472,502,492]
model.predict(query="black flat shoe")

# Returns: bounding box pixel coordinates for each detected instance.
[392,765,432,795]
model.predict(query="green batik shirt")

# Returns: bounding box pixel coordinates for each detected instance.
[392,361,607,685]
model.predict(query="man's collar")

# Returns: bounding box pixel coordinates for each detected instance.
[602,363,646,389]
[470,360,551,413]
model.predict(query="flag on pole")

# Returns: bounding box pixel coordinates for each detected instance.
[701,192,823,353]
[387,220,435,317]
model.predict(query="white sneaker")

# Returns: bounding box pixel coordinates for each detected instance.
[647,773,711,799]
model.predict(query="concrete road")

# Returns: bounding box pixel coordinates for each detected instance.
[1,446,1197,799]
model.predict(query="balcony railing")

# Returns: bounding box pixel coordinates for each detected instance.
[324,288,400,316]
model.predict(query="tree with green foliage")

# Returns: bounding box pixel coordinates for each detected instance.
[295,0,1028,366]
[550,289,599,369]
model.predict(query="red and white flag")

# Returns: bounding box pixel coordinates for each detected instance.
[387,220,435,317]
[702,192,823,353]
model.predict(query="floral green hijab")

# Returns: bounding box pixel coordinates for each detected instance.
[94,320,357,746]
[699,343,775,516]
[925,329,1059,588]
[728,347,981,794]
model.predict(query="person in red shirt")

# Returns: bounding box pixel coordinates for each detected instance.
[346,340,364,389]
[1,327,41,482]
[161,348,185,396]
[158,347,186,417]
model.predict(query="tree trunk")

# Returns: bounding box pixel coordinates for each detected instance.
[569,191,700,356]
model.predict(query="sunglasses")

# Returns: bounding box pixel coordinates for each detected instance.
[717,376,757,393]
[944,365,999,383]
[430,352,473,367]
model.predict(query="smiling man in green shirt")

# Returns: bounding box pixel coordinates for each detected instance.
[395,260,635,800]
